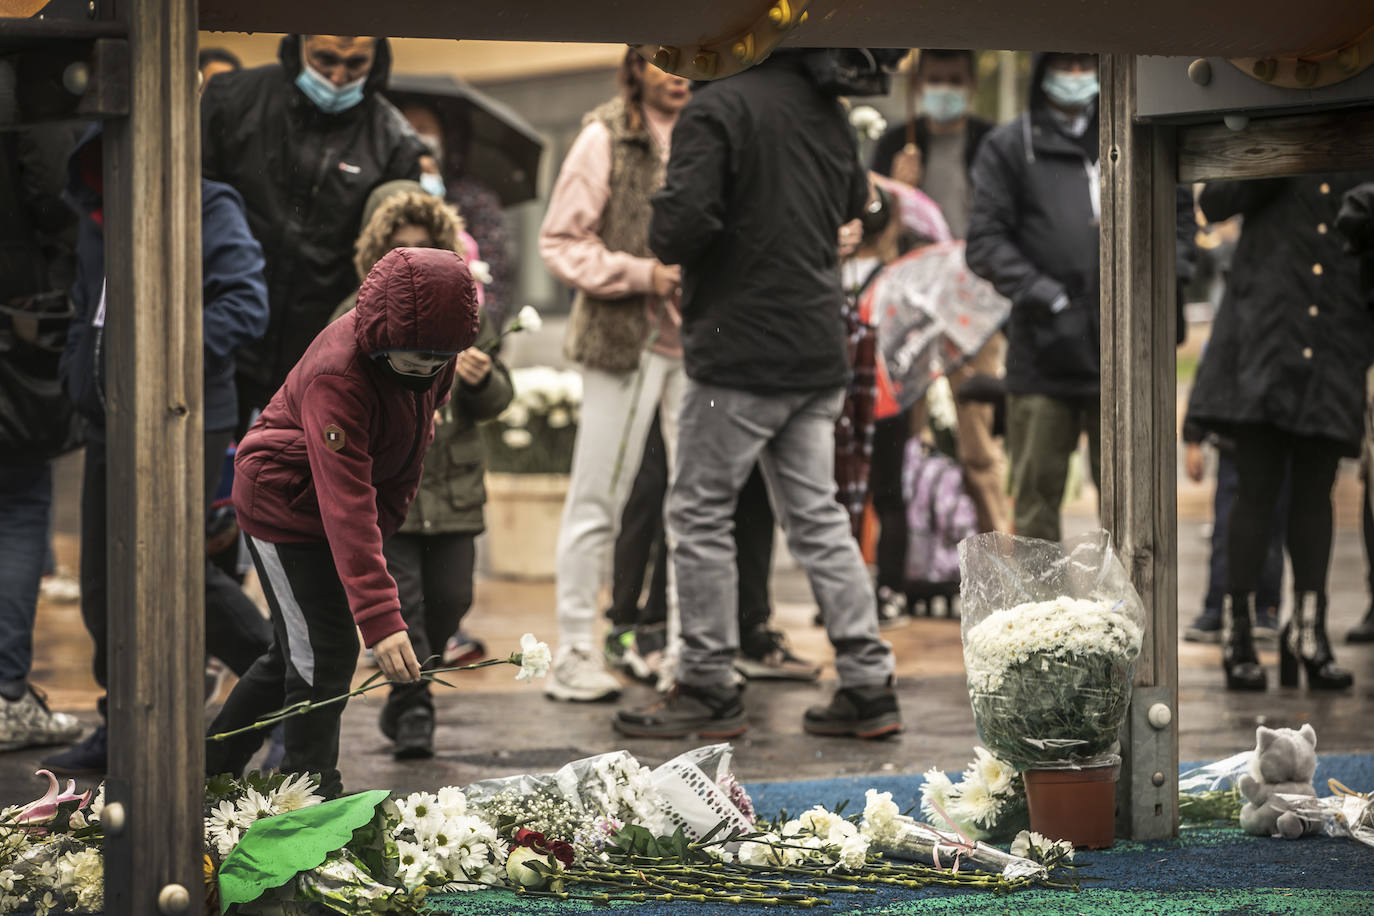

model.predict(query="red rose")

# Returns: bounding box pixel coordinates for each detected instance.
[549,841,576,867]
[514,828,549,852]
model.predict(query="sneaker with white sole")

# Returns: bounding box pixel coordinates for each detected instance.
[0,684,84,752]
[545,644,623,703]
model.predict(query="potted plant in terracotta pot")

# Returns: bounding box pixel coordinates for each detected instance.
[480,365,582,579]
[957,530,1146,849]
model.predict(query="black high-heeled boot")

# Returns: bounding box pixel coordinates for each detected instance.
[1223,593,1267,691]
[1280,591,1354,690]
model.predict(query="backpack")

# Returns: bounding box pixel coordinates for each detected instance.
[903,440,978,590]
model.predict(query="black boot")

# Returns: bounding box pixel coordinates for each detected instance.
[1346,604,1374,644]
[392,707,435,760]
[613,681,747,739]
[1222,594,1267,691]
[1280,592,1354,690]
[803,680,902,739]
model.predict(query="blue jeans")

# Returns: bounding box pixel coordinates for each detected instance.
[0,461,54,687]
[1204,450,1287,614]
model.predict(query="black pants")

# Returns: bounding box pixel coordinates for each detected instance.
[80,430,272,717]
[206,537,357,797]
[382,532,475,717]
[606,411,774,636]
[1228,425,1344,596]
[870,415,909,593]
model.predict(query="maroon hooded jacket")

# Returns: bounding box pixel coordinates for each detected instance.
[233,247,479,647]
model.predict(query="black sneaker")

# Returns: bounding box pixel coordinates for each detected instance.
[392,707,435,760]
[735,629,821,682]
[803,683,902,739]
[613,682,748,739]
[42,724,108,776]
[1184,609,1223,643]
[1253,607,1279,644]
[605,625,662,684]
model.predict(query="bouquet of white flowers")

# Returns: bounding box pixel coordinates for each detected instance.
[481,366,582,474]
[958,530,1146,770]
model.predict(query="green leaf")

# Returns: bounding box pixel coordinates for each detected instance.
[218,789,391,912]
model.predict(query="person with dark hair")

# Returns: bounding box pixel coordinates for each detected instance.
[198,47,242,85]
[1189,173,1374,692]
[200,34,428,432]
[616,48,900,740]
[537,49,690,702]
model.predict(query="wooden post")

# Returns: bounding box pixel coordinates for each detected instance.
[1098,53,1180,841]
[102,0,204,911]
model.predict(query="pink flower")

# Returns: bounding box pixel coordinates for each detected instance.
[18,769,91,825]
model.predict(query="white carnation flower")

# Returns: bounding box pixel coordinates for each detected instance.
[796,806,843,839]
[737,835,780,867]
[502,428,533,449]
[516,305,543,333]
[469,259,493,286]
[835,833,870,871]
[515,633,552,681]
[861,788,900,842]
[436,786,468,819]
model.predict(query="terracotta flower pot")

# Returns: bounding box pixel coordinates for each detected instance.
[1022,762,1120,848]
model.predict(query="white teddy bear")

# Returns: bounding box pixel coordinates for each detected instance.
[1238,724,1320,839]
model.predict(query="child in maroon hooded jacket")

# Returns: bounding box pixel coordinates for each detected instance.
[206,246,479,796]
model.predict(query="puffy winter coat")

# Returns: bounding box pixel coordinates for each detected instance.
[200,35,428,404]
[233,247,479,647]
[1188,174,1374,454]
[61,127,270,436]
[650,52,868,393]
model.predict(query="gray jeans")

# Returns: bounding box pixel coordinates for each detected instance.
[667,380,894,689]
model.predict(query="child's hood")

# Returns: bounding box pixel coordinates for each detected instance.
[353,246,479,356]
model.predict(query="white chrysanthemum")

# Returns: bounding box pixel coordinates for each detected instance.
[234,788,277,822]
[271,773,324,813]
[396,791,440,828]
[547,407,571,429]
[971,747,1015,796]
[861,788,901,842]
[516,305,543,333]
[436,786,468,819]
[205,799,248,856]
[395,839,436,890]
[951,781,1000,828]
[848,105,888,140]
[835,833,870,871]
[963,596,1144,693]
[515,633,552,681]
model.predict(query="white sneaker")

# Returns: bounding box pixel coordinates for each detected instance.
[0,685,84,751]
[544,644,623,703]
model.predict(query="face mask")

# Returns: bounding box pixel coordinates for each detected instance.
[920,85,969,124]
[419,172,447,198]
[372,354,443,392]
[1042,70,1099,110]
[295,62,366,114]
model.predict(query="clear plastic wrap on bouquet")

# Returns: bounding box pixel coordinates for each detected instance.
[958,530,1147,770]
[1271,782,1374,847]
[873,816,1048,881]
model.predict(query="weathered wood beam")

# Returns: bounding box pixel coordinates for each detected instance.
[1179,107,1374,183]
[102,0,204,912]
[198,0,1373,60]
[1099,52,1180,841]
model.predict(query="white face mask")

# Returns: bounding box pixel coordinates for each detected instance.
[920,85,970,124]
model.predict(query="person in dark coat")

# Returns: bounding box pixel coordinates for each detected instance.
[45,126,274,775]
[206,247,480,797]
[615,49,899,741]
[0,122,85,754]
[200,34,429,429]
[1336,182,1374,645]
[966,52,1195,542]
[1188,173,1374,692]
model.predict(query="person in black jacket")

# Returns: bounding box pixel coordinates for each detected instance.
[43,128,274,775]
[0,122,85,754]
[615,49,899,741]
[1189,173,1374,693]
[200,34,428,430]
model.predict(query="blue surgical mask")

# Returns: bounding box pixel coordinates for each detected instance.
[920,86,970,124]
[1042,70,1099,110]
[419,172,447,198]
[295,62,366,114]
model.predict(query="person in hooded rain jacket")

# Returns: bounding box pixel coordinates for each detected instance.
[205,246,480,797]
[330,180,512,760]
[200,33,429,431]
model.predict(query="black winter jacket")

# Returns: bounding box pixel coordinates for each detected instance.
[200,35,427,407]
[1187,173,1374,454]
[868,114,994,185]
[649,53,868,393]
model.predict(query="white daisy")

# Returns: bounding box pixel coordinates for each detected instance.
[270,773,324,813]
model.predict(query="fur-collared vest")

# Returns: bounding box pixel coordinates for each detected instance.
[562,97,663,374]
